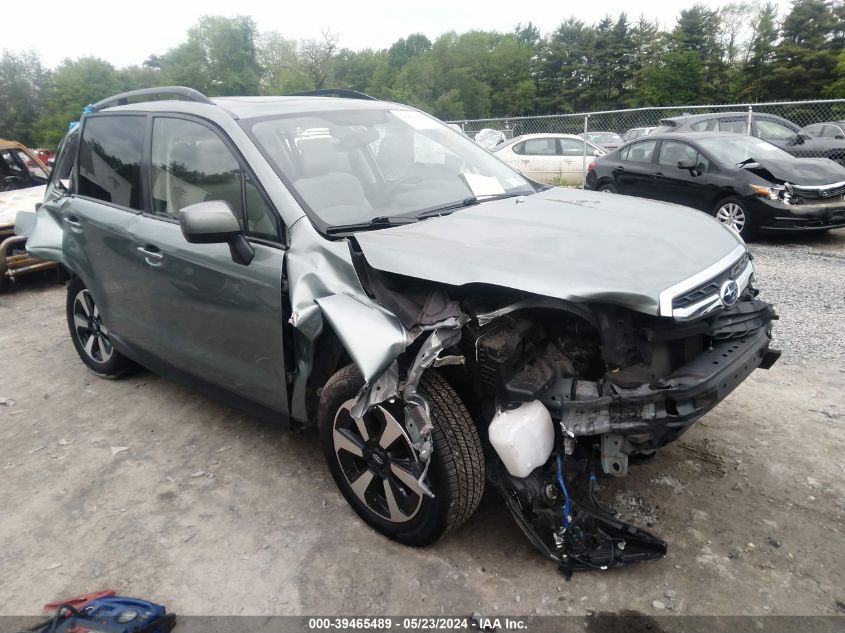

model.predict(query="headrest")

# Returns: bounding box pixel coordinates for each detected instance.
[299,138,338,177]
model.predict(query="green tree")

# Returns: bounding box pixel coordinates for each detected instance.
[257,31,312,94]
[763,0,839,99]
[0,50,49,146]
[35,57,124,147]
[160,15,262,95]
[742,2,780,99]
[536,18,595,112]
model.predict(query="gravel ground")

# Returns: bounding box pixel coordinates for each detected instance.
[750,232,845,364]
[0,229,843,619]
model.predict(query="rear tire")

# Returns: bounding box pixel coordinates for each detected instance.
[713,196,755,240]
[66,277,133,378]
[318,364,484,546]
[598,181,618,194]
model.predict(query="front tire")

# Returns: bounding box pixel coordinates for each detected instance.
[713,196,755,240]
[319,364,484,546]
[66,277,133,377]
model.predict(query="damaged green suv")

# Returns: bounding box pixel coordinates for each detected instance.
[20,86,780,574]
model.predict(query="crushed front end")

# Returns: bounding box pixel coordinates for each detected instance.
[341,238,779,574]
[450,259,779,574]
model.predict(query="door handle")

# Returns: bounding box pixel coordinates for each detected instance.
[137,245,164,267]
[63,216,82,232]
[613,166,625,172]
[654,172,664,177]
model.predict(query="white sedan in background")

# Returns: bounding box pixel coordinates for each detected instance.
[491,133,605,185]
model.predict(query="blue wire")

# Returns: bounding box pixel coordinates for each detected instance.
[556,453,570,529]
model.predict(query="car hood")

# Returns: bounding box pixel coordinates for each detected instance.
[745,157,845,185]
[0,185,46,228]
[354,188,743,316]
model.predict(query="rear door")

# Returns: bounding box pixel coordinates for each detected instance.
[510,138,560,182]
[615,139,658,197]
[129,114,288,412]
[62,113,151,348]
[558,138,595,186]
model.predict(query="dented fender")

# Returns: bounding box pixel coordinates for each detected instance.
[315,293,409,383]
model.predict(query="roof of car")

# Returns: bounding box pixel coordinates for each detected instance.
[0,138,27,150]
[103,95,407,120]
[507,133,589,142]
[660,111,792,124]
[88,86,415,122]
[622,131,760,144]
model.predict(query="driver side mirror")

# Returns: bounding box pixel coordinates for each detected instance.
[677,158,698,174]
[179,200,254,266]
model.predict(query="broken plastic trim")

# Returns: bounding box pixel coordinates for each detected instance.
[488,460,667,577]
[348,318,466,500]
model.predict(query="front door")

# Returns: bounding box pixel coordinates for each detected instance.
[651,140,714,210]
[130,115,288,413]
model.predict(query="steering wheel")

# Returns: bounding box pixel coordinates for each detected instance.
[0,175,27,192]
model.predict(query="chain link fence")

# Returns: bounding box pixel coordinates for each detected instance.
[448,99,845,187]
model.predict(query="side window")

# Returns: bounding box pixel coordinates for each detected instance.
[16,150,48,180]
[717,118,747,134]
[803,124,822,138]
[756,118,797,140]
[78,115,145,209]
[519,138,557,155]
[0,149,28,184]
[823,124,845,139]
[622,140,657,163]
[658,141,710,172]
[690,120,710,131]
[151,118,279,242]
[51,130,80,189]
[559,138,588,157]
[658,141,696,165]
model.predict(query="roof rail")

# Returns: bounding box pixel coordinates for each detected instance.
[91,86,215,112]
[284,88,377,101]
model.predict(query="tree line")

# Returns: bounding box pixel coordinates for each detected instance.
[2,0,845,148]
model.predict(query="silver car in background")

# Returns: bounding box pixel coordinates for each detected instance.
[491,133,605,185]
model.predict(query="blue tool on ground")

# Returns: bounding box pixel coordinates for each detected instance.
[27,595,175,633]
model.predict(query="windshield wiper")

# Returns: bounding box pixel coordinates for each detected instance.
[415,192,529,219]
[736,157,757,167]
[325,215,419,235]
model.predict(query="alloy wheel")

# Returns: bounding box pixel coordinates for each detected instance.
[72,289,113,364]
[715,202,746,234]
[332,399,425,523]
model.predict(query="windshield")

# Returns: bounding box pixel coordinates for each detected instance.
[697,136,795,165]
[247,108,535,232]
[587,132,623,144]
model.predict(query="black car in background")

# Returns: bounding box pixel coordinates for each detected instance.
[585,132,845,239]
[654,112,845,165]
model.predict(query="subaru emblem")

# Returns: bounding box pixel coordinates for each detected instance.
[720,279,740,307]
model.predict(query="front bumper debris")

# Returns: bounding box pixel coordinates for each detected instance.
[544,315,779,449]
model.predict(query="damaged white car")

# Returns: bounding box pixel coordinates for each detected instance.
[19,87,781,574]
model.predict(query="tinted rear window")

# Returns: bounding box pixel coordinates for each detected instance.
[78,115,146,210]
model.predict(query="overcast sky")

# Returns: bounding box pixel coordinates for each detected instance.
[7,0,791,69]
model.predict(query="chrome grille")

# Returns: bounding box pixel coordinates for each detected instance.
[792,182,845,200]
[672,252,750,311]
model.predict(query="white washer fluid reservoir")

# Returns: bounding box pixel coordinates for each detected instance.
[488,400,555,478]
